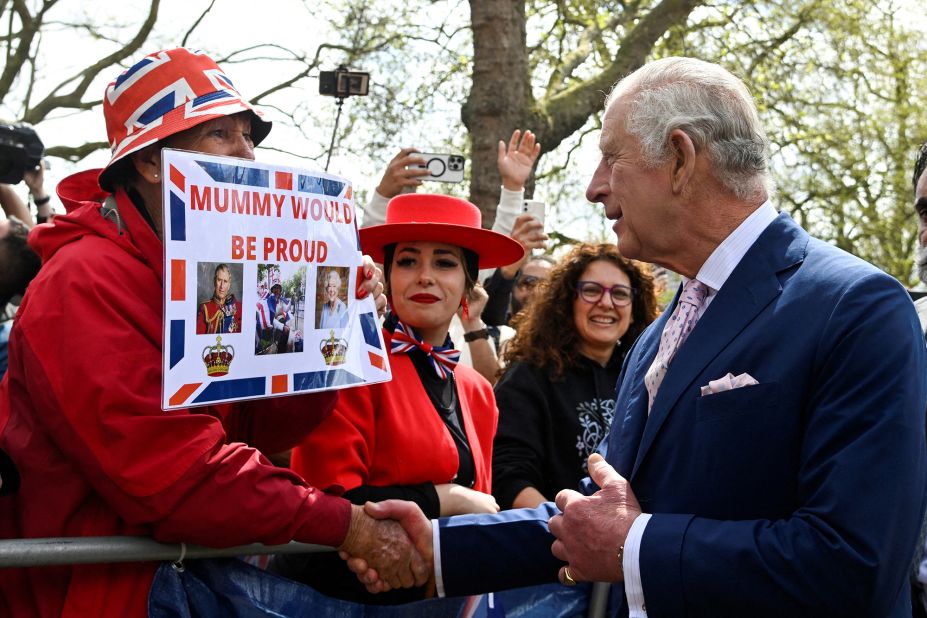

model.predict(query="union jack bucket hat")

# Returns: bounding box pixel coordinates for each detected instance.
[98,47,271,191]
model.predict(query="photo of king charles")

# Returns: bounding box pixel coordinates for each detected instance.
[196,263,243,334]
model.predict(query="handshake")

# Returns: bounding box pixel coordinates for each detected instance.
[338,500,434,592]
[336,454,640,594]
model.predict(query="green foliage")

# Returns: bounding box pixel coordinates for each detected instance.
[690,0,927,285]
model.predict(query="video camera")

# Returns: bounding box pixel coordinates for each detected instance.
[319,66,370,99]
[0,123,44,185]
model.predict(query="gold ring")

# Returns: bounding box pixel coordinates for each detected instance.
[562,566,577,586]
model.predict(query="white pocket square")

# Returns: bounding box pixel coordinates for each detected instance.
[699,372,759,396]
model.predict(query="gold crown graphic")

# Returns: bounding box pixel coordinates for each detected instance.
[320,330,348,366]
[203,335,235,377]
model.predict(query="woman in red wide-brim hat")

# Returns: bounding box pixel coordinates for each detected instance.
[284,193,525,603]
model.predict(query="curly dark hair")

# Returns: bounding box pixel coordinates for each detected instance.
[503,243,660,380]
[915,141,927,192]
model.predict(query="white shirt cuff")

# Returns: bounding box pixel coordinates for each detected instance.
[491,186,524,234]
[432,518,445,597]
[624,512,651,617]
[361,190,390,228]
[477,186,526,282]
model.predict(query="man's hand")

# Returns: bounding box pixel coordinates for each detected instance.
[356,256,386,315]
[338,503,430,592]
[376,148,430,198]
[341,500,434,593]
[499,213,548,279]
[497,130,541,192]
[548,454,641,584]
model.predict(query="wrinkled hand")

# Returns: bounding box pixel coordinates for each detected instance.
[338,503,429,592]
[548,454,641,584]
[458,282,489,330]
[435,483,500,516]
[497,130,541,191]
[356,256,386,315]
[341,500,435,593]
[500,213,548,278]
[376,148,430,198]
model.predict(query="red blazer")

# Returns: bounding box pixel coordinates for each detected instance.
[292,329,498,494]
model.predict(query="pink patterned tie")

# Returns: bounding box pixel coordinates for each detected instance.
[644,279,709,411]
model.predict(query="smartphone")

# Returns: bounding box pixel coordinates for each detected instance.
[523,199,546,226]
[412,153,465,183]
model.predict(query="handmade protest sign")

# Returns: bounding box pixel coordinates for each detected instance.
[161,149,391,410]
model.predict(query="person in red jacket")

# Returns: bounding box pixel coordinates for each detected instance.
[281,193,524,603]
[0,47,426,618]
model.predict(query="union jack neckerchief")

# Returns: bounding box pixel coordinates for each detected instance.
[390,319,460,380]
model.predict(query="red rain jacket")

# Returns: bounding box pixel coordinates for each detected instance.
[0,170,350,617]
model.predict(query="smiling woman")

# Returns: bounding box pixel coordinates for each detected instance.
[491,243,660,511]
[283,193,525,604]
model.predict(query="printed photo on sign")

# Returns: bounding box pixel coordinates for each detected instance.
[161,150,391,410]
[255,264,306,355]
[316,266,349,330]
[196,262,244,335]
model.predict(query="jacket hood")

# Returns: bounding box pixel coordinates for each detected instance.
[28,169,159,279]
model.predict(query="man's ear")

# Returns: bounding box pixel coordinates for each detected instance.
[130,144,162,184]
[668,129,697,194]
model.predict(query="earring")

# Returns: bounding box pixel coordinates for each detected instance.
[460,296,470,320]
[153,172,159,179]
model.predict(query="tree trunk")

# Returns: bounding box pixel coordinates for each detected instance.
[463,0,702,228]
[463,0,532,227]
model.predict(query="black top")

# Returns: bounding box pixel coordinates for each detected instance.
[491,347,625,509]
[481,267,516,326]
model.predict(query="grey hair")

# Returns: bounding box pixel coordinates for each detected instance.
[326,269,342,286]
[608,57,772,202]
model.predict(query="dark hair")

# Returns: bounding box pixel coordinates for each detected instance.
[914,142,927,193]
[503,243,660,380]
[0,218,41,308]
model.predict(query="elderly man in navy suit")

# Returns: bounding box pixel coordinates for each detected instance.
[350,57,927,617]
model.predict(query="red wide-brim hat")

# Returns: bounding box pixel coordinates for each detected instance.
[359,193,525,269]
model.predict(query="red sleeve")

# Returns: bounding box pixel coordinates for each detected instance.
[291,384,377,492]
[16,244,351,547]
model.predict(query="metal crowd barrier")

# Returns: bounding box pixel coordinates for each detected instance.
[0,536,328,568]
[0,536,609,617]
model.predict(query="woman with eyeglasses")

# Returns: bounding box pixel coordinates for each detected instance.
[491,243,659,509]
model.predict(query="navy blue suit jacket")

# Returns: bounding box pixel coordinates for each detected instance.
[438,213,927,616]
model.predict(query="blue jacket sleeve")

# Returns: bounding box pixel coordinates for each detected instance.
[437,502,564,596]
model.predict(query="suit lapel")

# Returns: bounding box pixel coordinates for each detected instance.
[612,291,677,477]
[630,213,808,478]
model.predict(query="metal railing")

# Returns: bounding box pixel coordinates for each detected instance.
[0,536,328,568]
[0,536,609,617]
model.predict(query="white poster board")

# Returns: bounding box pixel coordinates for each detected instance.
[161,149,390,410]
